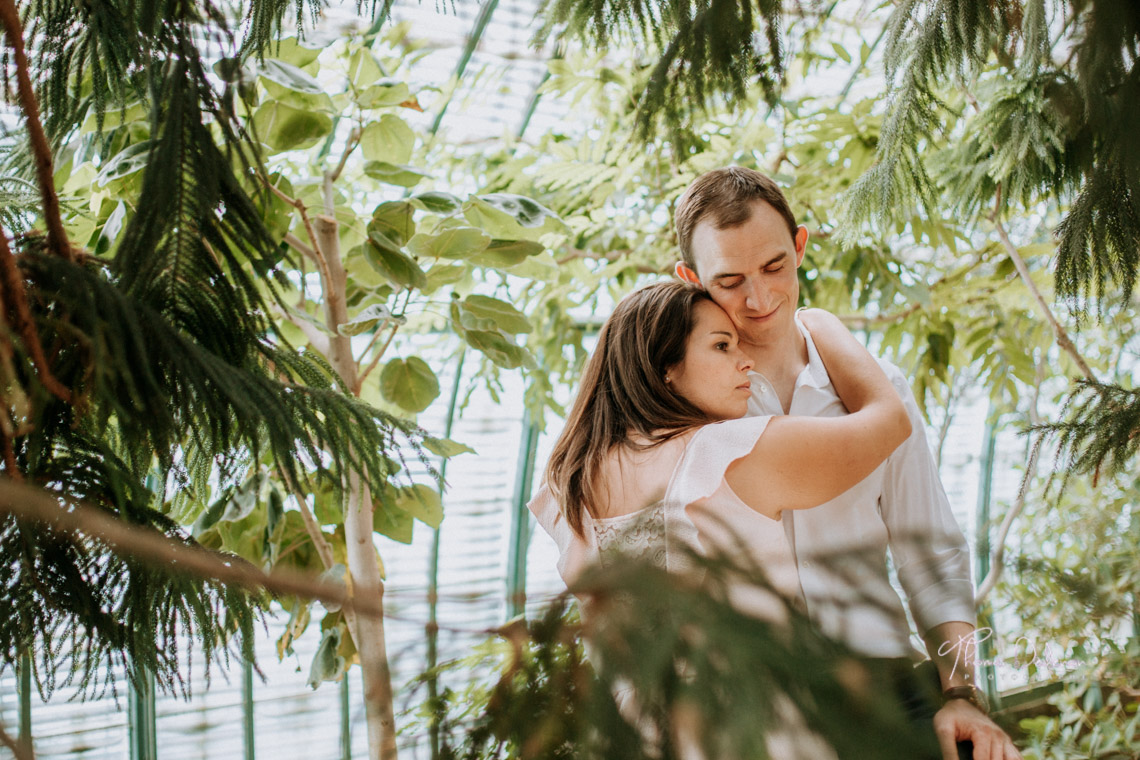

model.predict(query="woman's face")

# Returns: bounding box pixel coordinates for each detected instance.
[667,300,755,420]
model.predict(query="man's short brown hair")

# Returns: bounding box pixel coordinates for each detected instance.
[674,167,798,273]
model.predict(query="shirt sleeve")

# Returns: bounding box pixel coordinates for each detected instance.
[527,484,594,586]
[663,416,772,574]
[878,361,977,634]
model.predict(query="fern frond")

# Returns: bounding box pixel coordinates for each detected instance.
[536,0,783,145]
[1036,379,1140,484]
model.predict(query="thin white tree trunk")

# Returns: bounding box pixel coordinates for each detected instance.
[313,212,399,760]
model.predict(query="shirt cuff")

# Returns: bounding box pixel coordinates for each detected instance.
[910,579,976,634]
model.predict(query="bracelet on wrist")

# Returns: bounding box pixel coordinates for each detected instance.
[942,685,989,715]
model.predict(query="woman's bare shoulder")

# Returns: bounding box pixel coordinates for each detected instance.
[593,433,694,519]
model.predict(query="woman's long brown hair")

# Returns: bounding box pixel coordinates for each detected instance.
[544,281,716,537]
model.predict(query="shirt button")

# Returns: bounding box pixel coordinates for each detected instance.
[757,385,767,393]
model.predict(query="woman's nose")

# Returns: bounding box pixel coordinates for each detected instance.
[737,351,754,373]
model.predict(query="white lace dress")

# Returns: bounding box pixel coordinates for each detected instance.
[528,416,834,760]
[528,415,800,617]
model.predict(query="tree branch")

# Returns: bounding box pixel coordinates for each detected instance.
[272,304,330,356]
[0,229,72,403]
[0,476,383,618]
[974,361,1045,604]
[0,0,71,262]
[0,719,34,760]
[278,468,335,572]
[991,209,1095,381]
[357,323,399,388]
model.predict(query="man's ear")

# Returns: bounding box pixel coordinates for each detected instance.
[675,261,702,286]
[793,226,809,266]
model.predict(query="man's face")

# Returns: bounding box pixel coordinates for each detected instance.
[688,201,806,349]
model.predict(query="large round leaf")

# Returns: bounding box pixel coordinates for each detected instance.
[259,60,334,111]
[469,239,545,268]
[363,160,428,188]
[379,356,440,412]
[268,37,322,69]
[406,227,490,260]
[368,201,416,247]
[253,101,333,151]
[395,484,443,529]
[361,115,415,164]
[411,191,463,214]
[463,329,531,369]
[358,80,411,109]
[460,294,532,334]
[97,141,151,186]
[463,194,565,241]
[365,236,427,290]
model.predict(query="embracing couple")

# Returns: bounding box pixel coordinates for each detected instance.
[529,168,1022,760]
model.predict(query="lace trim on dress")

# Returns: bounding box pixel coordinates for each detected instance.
[592,503,667,569]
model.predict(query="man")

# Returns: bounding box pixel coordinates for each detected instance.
[673,167,1020,760]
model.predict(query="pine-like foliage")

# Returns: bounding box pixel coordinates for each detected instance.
[1,0,431,698]
[535,0,783,146]
[1035,379,1140,488]
[847,0,1140,315]
[433,550,941,760]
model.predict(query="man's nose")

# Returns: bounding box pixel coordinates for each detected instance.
[744,281,770,311]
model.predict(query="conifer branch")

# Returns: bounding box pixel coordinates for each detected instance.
[0,0,71,262]
[991,196,1094,381]
[0,476,383,618]
[0,230,71,403]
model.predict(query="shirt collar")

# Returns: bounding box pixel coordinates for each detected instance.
[793,310,831,390]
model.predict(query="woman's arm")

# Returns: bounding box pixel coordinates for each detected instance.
[725,309,911,519]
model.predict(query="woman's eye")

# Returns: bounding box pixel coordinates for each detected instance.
[715,342,729,351]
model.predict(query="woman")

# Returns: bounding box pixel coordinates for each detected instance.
[529,281,911,606]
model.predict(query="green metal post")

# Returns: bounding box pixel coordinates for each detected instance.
[339,673,351,760]
[974,416,1000,707]
[505,411,540,619]
[427,350,466,760]
[128,664,157,760]
[17,650,32,754]
[242,653,255,760]
[428,0,502,135]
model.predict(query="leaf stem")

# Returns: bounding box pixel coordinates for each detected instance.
[0,0,71,261]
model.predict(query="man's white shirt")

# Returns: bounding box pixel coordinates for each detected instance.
[746,315,976,658]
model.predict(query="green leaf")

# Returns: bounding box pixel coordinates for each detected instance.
[360,115,415,164]
[268,37,322,69]
[97,141,151,185]
[347,48,383,90]
[373,494,415,543]
[364,237,427,290]
[831,42,851,63]
[286,304,335,335]
[253,101,334,151]
[258,60,334,111]
[358,80,411,109]
[307,626,346,687]
[315,564,346,613]
[368,201,416,247]
[406,227,491,260]
[411,191,463,214]
[339,304,393,336]
[463,329,531,369]
[363,161,428,188]
[461,294,531,334]
[423,436,476,457]
[379,356,440,412]
[463,194,564,241]
[469,238,545,268]
[395,484,443,529]
[424,262,468,293]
